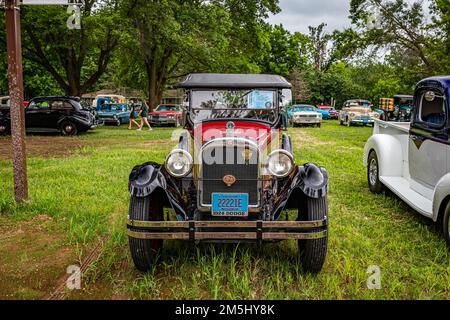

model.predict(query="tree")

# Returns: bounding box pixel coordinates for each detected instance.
[308,23,330,73]
[350,0,439,74]
[16,1,121,96]
[371,77,401,104]
[122,0,279,109]
[259,24,307,77]
[289,67,311,103]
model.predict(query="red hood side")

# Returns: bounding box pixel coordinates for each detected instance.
[194,121,277,146]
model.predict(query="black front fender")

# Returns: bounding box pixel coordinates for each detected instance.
[272,163,328,219]
[128,162,189,220]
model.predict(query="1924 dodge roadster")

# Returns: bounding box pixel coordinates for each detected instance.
[127,74,329,273]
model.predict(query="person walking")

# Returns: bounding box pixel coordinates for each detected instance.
[128,100,140,130]
[137,101,152,131]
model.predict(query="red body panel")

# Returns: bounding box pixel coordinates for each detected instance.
[194,121,278,146]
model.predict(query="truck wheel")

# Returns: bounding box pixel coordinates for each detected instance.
[297,196,328,273]
[367,151,385,194]
[339,120,343,125]
[442,202,450,247]
[0,123,10,136]
[128,194,164,272]
[60,121,78,136]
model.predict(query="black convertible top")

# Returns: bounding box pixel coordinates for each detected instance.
[177,73,292,89]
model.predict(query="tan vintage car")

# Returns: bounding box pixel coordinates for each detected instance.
[339,100,380,126]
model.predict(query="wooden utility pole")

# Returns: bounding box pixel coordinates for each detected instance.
[5,0,28,203]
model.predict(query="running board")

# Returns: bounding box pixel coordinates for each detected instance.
[380,176,433,217]
[127,219,328,241]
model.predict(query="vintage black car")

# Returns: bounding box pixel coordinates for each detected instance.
[127,74,329,273]
[0,96,98,136]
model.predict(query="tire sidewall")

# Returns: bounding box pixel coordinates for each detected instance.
[367,151,384,194]
[60,120,78,136]
[443,203,450,247]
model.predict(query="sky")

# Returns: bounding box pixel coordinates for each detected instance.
[267,0,432,34]
[267,0,352,34]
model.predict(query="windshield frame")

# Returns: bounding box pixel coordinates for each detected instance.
[188,88,280,124]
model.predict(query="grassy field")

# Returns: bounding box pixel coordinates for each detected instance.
[0,121,449,299]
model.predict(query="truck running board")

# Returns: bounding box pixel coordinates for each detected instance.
[127,219,327,241]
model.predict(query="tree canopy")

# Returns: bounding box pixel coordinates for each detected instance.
[0,0,449,108]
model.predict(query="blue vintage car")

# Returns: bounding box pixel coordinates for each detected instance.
[313,107,330,120]
[97,103,130,126]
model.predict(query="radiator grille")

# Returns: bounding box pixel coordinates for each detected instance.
[200,142,259,206]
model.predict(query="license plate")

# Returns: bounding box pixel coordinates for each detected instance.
[211,193,249,217]
[363,119,368,123]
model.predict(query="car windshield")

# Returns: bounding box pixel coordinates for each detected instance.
[156,105,178,111]
[101,104,127,111]
[352,101,371,107]
[190,89,277,123]
[294,106,315,112]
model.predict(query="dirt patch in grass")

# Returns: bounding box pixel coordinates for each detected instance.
[0,136,168,160]
[0,214,78,299]
[290,129,332,146]
[0,136,88,160]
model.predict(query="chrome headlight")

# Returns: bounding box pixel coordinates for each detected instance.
[349,113,356,117]
[164,149,193,177]
[267,150,294,178]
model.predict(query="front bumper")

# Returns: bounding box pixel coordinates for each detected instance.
[350,119,374,125]
[148,117,176,125]
[292,118,321,124]
[99,117,120,124]
[127,219,327,242]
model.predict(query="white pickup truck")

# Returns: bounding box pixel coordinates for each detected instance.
[363,76,450,246]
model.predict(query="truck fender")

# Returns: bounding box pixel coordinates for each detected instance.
[432,173,450,222]
[363,134,404,177]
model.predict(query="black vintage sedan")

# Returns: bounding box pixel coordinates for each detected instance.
[0,96,99,136]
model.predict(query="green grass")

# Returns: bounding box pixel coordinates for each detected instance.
[0,122,449,299]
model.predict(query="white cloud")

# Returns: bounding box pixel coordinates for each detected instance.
[267,0,351,34]
[267,0,432,34]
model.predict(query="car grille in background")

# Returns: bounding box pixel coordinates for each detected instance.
[201,142,259,206]
[296,114,316,118]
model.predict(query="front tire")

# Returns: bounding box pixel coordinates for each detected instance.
[60,120,78,136]
[129,194,164,272]
[367,151,385,194]
[297,196,328,273]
